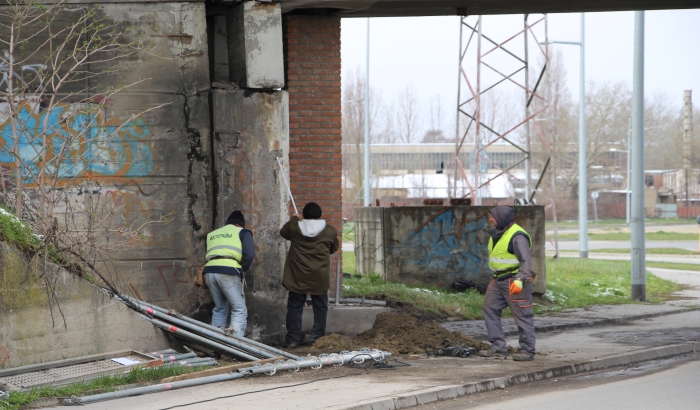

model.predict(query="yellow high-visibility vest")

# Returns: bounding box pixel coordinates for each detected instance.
[205,225,243,270]
[487,223,531,278]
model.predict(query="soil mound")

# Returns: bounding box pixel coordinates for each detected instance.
[313,312,490,356]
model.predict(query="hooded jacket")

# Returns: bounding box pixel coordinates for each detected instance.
[280,216,339,295]
[489,206,532,282]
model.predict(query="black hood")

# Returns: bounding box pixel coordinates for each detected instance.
[490,206,514,245]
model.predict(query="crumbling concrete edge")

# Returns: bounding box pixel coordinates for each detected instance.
[337,342,699,410]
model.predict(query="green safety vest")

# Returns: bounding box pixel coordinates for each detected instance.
[487,223,531,278]
[205,225,243,270]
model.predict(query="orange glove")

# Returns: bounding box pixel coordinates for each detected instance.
[509,279,523,295]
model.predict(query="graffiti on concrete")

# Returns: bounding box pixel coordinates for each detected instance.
[0,50,46,93]
[157,263,200,298]
[387,208,489,283]
[0,344,10,367]
[0,100,155,186]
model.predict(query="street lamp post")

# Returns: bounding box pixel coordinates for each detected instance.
[545,13,587,258]
[363,18,371,207]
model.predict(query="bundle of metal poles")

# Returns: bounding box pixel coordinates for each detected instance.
[119,295,299,362]
[63,349,390,405]
[149,349,218,368]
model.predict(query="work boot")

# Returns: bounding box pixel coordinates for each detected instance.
[280,339,299,349]
[512,353,534,361]
[477,348,507,358]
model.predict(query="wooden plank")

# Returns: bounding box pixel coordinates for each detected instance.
[160,357,284,383]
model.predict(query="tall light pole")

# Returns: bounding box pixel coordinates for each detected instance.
[363,18,371,206]
[544,13,587,258]
[630,11,646,301]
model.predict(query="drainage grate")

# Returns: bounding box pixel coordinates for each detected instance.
[0,351,161,392]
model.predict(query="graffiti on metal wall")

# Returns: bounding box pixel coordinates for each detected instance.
[387,208,489,282]
[0,100,155,186]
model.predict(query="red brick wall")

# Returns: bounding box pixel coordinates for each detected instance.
[283,15,343,296]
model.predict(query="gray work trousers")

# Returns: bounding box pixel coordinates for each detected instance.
[481,277,536,355]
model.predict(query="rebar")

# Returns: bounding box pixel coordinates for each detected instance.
[63,349,389,405]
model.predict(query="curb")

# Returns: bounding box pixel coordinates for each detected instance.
[507,307,700,337]
[338,343,699,410]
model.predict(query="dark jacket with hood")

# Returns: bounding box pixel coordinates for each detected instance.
[280,216,339,295]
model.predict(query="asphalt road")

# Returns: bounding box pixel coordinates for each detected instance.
[426,355,700,410]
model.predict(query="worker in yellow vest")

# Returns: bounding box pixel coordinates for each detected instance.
[477,206,536,361]
[203,210,255,336]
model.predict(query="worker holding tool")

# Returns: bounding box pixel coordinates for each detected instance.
[280,202,339,348]
[203,210,255,336]
[477,205,536,361]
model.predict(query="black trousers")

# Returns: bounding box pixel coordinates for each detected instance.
[285,291,328,343]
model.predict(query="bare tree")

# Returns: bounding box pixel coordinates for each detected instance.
[395,84,421,144]
[421,94,453,143]
[341,67,383,202]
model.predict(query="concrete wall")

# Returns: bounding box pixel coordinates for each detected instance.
[212,89,289,343]
[355,206,546,294]
[0,242,169,367]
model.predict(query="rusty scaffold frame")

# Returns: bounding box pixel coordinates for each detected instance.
[454,13,550,205]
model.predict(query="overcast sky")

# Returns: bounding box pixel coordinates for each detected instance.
[341,9,700,135]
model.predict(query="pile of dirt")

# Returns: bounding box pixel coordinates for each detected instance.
[313,312,491,356]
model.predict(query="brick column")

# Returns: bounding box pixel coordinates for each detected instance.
[283,15,343,296]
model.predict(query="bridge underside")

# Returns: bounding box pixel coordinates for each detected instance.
[279,0,698,17]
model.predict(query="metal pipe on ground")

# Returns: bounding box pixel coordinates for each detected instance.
[64,349,390,405]
[142,316,260,362]
[122,296,298,360]
[161,353,198,362]
[162,358,218,367]
[134,304,275,359]
[150,349,177,356]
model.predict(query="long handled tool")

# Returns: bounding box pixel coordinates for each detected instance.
[276,156,299,215]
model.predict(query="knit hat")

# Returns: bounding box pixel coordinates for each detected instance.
[226,210,245,228]
[302,202,322,219]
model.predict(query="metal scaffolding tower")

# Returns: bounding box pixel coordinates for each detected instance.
[454,13,550,205]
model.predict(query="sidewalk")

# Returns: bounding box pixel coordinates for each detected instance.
[44,308,699,410]
[42,269,700,410]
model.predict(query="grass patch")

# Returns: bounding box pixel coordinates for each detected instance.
[559,231,698,241]
[342,222,355,242]
[342,258,682,320]
[0,365,211,410]
[646,261,700,272]
[342,251,356,274]
[591,248,699,255]
[547,218,692,230]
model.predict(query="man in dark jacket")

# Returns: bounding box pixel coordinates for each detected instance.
[203,210,255,336]
[280,202,339,348]
[477,205,536,361]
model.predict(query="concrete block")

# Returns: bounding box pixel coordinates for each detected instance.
[370,399,396,410]
[302,306,389,335]
[415,391,439,405]
[0,243,169,366]
[436,386,464,400]
[227,1,284,88]
[394,395,418,409]
[354,207,386,278]
[359,206,546,293]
